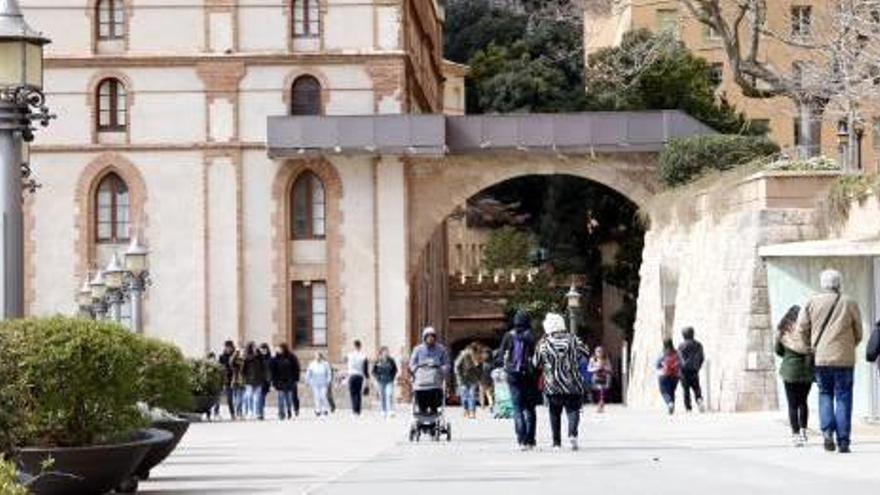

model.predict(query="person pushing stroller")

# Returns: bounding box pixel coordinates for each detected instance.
[408,327,452,440]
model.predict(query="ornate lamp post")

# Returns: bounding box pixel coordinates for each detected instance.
[89,270,108,320]
[566,280,581,334]
[0,0,51,319]
[103,253,125,323]
[124,235,149,334]
[76,276,92,317]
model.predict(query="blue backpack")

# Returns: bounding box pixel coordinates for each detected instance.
[506,331,532,375]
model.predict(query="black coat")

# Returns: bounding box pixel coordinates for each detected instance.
[271,353,301,391]
[372,357,398,384]
[243,354,267,386]
[218,351,234,387]
[678,339,704,373]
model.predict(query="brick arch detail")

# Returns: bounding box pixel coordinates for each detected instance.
[282,69,331,113]
[271,158,344,360]
[86,70,135,144]
[73,152,148,278]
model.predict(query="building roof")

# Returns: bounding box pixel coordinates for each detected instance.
[760,237,880,258]
[266,110,716,159]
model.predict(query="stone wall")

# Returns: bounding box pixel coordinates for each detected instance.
[628,171,839,412]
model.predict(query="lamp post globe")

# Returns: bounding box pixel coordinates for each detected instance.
[124,235,149,334]
[566,281,581,334]
[124,235,149,276]
[0,0,49,91]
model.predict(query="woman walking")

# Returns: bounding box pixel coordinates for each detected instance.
[241,342,264,419]
[589,346,613,413]
[306,352,333,416]
[656,338,680,415]
[534,312,589,450]
[455,342,483,419]
[230,347,245,419]
[271,343,301,420]
[776,305,813,447]
[372,346,398,418]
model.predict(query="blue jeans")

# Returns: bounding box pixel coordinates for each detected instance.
[278,390,294,419]
[658,376,679,409]
[459,384,478,413]
[243,385,258,418]
[508,374,537,446]
[256,385,268,419]
[816,366,855,447]
[378,381,395,415]
[232,387,244,417]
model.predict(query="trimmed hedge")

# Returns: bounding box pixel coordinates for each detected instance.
[137,337,193,413]
[659,135,780,186]
[0,317,146,448]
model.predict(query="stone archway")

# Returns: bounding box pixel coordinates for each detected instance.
[406,152,659,278]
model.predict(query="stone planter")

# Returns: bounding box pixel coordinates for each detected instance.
[15,428,172,495]
[135,418,190,480]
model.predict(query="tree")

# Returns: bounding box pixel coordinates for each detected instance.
[677,0,880,168]
[482,226,534,272]
[585,30,763,135]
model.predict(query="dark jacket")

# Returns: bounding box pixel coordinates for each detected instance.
[271,353,301,391]
[500,311,537,378]
[775,340,813,383]
[219,350,234,387]
[243,354,267,386]
[372,356,398,384]
[677,339,704,373]
[866,320,880,363]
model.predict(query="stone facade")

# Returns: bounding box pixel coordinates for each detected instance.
[584,0,880,174]
[628,171,840,411]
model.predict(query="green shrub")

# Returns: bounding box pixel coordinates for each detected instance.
[0,328,27,456]
[137,338,193,413]
[659,135,780,186]
[188,358,224,399]
[0,317,146,448]
[0,457,26,495]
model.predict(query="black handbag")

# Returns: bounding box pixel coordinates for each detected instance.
[866,320,880,363]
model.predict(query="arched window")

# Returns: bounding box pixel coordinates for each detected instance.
[292,0,320,38]
[290,76,322,116]
[95,173,130,243]
[290,172,325,240]
[96,0,126,40]
[96,78,127,132]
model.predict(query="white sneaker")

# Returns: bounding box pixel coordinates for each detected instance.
[569,437,579,451]
[697,399,706,413]
[792,433,804,448]
[800,430,809,445]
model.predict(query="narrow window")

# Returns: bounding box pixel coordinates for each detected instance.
[96,78,127,132]
[290,75,322,116]
[293,0,320,38]
[292,281,327,347]
[95,172,130,243]
[791,6,812,37]
[97,0,126,40]
[290,172,326,240]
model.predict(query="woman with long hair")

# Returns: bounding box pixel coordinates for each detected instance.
[372,346,398,418]
[656,338,680,415]
[776,304,813,447]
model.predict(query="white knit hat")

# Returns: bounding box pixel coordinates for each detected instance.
[543,313,567,334]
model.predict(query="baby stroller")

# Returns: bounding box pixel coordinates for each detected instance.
[491,368,514,419]
[408,364,452,442]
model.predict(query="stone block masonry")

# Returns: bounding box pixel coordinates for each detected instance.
[627,171,839,412]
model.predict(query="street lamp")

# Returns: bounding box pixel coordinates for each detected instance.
[124,235,149,334]
[76,276,92,317]
[89,270,108,320]
[0,0,52,319]
[566,281,581,334]
[103,253,124,323]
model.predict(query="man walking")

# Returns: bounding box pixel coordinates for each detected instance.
[500,310,539,450]
[677,327,705,413]
[798,269,863,453]
[218,340,236,420]
[346,340,369,416]
[534,312,589,450]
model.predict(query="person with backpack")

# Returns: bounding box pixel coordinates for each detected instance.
[677,327,705,413]
[776,305,813,447]
[798,269,863,454]
[656,338,680,415]
[499,310,539,450]
[534,312,589,450]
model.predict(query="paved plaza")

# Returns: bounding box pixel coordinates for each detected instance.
[141,406,880,495]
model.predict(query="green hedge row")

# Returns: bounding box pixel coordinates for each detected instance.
[659,135,780,186]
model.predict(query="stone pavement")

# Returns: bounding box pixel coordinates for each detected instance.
[141,406,880,495]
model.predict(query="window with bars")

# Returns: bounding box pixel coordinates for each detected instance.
[97,0,126,40]
[293,281,327,347]
[97,78,127,132]
[292,0,320,38]
[96,173,130,243]
[791,5,812,37]
[290,76,322,116]
[291,172,326,240]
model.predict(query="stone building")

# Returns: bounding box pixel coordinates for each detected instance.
[584,0,880,174]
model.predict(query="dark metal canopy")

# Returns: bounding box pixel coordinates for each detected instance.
[267,110,716,159]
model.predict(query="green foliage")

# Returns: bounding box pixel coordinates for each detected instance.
[766,156,841,172]
[482,226,534,272]
[585,30,761,135]
[188,358,224,399]
[825,174,880,226]
[504,271,566,332]
[0,457,26,495]
[659,135,780,186]
[137,338,193,413]
[0,317,146,448]
[0,328,27,456]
